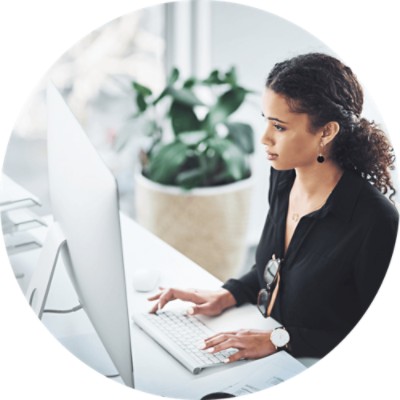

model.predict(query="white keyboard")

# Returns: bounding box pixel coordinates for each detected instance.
[132,311,238,374]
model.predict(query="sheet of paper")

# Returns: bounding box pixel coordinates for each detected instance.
[220,351,306,396]
[175,351,307,399]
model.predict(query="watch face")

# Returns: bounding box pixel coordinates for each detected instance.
[271,328,290,348]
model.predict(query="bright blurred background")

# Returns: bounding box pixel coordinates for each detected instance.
[2,0,392,276]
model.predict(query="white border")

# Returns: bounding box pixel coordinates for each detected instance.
[1,1,399,399]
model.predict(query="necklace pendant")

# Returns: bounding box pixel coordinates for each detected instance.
[292,213,300,222]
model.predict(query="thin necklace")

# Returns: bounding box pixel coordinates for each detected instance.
[291,212,301,223]
[291,193,332,223]
[290,170,343,223]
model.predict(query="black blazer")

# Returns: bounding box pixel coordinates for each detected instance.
[223,167,399,358]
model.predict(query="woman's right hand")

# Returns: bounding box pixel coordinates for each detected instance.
[148,287,237,316]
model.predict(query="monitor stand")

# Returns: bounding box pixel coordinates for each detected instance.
[25,221,67,319]
[23,220,131,386]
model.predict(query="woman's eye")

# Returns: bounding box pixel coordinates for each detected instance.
[273,124,285,132]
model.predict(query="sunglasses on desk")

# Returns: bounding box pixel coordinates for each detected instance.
[257,254,282,318]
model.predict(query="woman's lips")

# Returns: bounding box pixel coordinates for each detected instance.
[267,152,278,161]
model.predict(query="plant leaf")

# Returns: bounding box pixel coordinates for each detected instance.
[153,87,169,105]
[202,69,223,85]
[177,130,208,146]
[168,67,180,85]
[176,168,205,189]
[224,66,238,86]
[225,122,255,154]
[132,81,152,97]
[205,87,246,128]
[183,78,197,88]
[136,93,147,112]
[145,141,189,184]
[168,87,204,106]
[207,137,247,181]
[169,101,201,135]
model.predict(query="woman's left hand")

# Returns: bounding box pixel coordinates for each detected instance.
[202,329,277,363]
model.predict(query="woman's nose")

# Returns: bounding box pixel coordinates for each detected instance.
[261,126,273,146]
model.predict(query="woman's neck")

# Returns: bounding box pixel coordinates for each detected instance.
[292,161,344,200]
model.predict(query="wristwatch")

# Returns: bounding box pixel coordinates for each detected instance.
[270,326,290,350]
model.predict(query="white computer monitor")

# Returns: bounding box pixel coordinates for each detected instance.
[25,83,134,388]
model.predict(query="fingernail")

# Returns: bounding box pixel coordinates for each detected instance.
[206,347,214,353]
[223,358,230,364]
[197,341,206,349]
[187,307,194,315]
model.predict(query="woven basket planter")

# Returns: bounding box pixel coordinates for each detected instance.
[134,174,253,281]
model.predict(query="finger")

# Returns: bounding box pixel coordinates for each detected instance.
[203,334,227,348]
[208,338,240,354]
[187,303,215,316]
[153,288,198,313]
[156,290,177,311]
[203,334,237,351]
[147,290,174,314]
[204,331,237,344]
[224,350,245,364]
[167,288,207,304]
[147,287,166,301]
[147,292,162,301]
[148,301,160,314]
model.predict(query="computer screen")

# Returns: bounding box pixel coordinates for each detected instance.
[26,82,134,387]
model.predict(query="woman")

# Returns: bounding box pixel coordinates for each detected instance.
[148,53,399,361]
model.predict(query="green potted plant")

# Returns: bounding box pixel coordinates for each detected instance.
[129,67,256,280]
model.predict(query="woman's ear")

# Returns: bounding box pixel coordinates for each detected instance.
[321,121,340,145]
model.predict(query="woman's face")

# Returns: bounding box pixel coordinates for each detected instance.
[261,88,322,171]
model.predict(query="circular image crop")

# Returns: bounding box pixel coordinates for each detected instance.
[1,1,398,399]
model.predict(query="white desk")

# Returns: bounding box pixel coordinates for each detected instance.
[9,213,308,399]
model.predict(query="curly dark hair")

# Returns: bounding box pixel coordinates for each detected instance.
[266,52,396,200]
